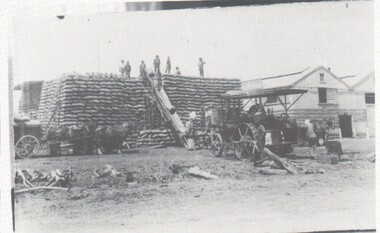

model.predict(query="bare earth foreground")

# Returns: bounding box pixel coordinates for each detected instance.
[15,138,375,233]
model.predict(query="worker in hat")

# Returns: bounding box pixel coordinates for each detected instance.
[198,58,206,77]
[186,112,196,137]
[305,119,317,147]
[125,61,131,79]
[205,103,214,132]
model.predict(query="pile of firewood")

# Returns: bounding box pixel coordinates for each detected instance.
[15,165,73,193]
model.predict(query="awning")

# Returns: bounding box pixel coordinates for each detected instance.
[221,86,308,99]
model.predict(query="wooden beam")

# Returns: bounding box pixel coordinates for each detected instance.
[263,148,300,174]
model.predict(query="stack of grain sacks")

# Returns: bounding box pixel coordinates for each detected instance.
[162,75,241,130]
[38,73,148,145]
[37,79,61,130]
[137,129,177,148]
[37,73,241,149]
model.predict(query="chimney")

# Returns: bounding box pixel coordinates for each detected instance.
[328,67,331,72]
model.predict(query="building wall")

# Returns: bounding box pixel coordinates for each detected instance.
[287,108,368,137]
[366,105,375,137]
[352,74,375,137]
[338,90,367,109]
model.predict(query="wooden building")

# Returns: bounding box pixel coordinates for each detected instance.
[343,71,375,137]
[241,66,373,138]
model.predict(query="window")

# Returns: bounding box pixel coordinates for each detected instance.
[365,93,375,104]
[319,73,324,82]
[318,88,327,103]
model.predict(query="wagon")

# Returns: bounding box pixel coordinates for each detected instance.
[204,86,308,163]
[14,117,42,159]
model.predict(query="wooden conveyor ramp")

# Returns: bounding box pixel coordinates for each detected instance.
[142,69,187,147]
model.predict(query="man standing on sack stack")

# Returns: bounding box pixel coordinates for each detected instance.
[154,55,161,75]
[165,57,171,74]
[124,61,131,79]
[139,60,146,77]
[119,60,125,76]
[198,58,206,77]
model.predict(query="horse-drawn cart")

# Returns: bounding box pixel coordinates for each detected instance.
[46,122,136,156]
[14,117,42,159]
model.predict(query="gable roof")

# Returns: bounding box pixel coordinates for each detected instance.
[242,65,351,90]
[349,71,375,91]
[292,66,351,89]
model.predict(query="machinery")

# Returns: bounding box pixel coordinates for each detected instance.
[205,86,308,163]
[14,117,42,159]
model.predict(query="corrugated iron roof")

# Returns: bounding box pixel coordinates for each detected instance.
[242,66,351,90]
[222,86,308,99]
[342,71,374,90]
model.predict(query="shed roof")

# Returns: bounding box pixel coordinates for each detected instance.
[221,86,308,99]
[14,81,44,91]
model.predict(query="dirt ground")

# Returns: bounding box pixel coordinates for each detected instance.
[14,138,376,233]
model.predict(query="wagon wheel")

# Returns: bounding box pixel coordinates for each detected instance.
[232,123,265,162]
[15,135,40,159]
[207,132,224,157]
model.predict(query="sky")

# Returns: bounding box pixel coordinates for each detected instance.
[10,1,373,86]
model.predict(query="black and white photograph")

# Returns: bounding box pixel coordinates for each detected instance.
[9,1,375,232]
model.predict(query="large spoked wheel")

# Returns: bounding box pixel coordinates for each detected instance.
[232,123,266,162]
[207,132,224,157]
[15,135,40,159]
[232,124,255,161]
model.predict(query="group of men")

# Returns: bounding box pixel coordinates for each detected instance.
[120,56,206,78]
[119,60,132,78]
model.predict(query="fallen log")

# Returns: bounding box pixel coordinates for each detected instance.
[263,148,300,174]
[188,166,219,180]
[93,165,125,178]
[15,186,69,194]
[258,168,288,175]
